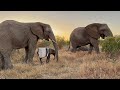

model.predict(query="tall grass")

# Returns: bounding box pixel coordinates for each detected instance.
[1,35,120,78]
[0,49,120,79]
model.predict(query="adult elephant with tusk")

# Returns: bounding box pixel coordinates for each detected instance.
[0,20,58,70]
[68,23,113,54]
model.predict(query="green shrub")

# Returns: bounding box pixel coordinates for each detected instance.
[37,40,51,47]
[101,36,120,55]
[37,36,69,49]
[99,39,104,46]
[65,39,70,46]
[56,36,66,49]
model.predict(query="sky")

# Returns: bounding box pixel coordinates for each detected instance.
[0,11,120,39]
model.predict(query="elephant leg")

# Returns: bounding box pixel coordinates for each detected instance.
[94,45,100,54]
[71,48,77,53]
[39,58,43,64]
[1,50,13,69]
[0,53,4,69]
[90,38,100,54]
[53,54,55,60]
[24,36,38,64]
[71,45,77,53]
[27,46,36,63]
[76,46,81,51]
[23,46,29,63]
[88,44,93,54]
[46,54,50,63]
[26,40,37,64]
[71,42,77,53]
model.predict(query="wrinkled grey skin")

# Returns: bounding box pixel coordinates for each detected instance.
[68,23,113,53]
[37,48,55,64]
[0,20,58,70]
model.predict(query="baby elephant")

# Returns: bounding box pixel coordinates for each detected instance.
[37,48,55,64]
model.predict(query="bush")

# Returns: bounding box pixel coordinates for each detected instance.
[65,39,70,46]
[101,36,120,56]
[37,36,69,49]
[37,40,51,47]
[56,36,68,49]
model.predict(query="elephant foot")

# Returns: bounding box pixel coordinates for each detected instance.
[72,51,76,53]
[40,61,43,65]
[28,62,35,66]
[22,59,28,64]
[40,62,44,65]
[23,59,33,64]
[22,61,27,64]
[71,50,76,53]
[2,64,13,70]
[71,48,76,53]
[27,61,34,65]
[46,60,50,64]
[88,52,92,54]
[29,60,35,66]
[23,60,34,66]
[56,59,58,62]
[96,52,100,54]
[97,52,100,54]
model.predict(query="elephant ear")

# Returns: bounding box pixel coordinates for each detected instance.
[30,23,45,39]
[85,23,100,39]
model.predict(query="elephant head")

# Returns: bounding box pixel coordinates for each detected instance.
[99,24,113,39]
[85,23,113,39]
[29,22,58,61]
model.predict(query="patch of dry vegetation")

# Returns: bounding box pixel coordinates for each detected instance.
[0,48,120,79]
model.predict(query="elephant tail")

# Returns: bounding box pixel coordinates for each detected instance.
[67,41,71,51]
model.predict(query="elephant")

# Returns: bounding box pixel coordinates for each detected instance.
[46,48,56,61]
[0,20,58,70]
[68,23,113,53]
[37,48,55,64]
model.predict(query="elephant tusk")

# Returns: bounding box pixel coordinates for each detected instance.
[51,39,57,44]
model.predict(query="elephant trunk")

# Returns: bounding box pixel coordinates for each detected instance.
[104,28,113,37]
[49,32,59,61]
[109,30,113,37]
[106,29,113,37]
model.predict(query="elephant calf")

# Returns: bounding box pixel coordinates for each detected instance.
[37,48,55,64]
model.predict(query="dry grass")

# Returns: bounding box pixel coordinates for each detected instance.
[0,48,120,79]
